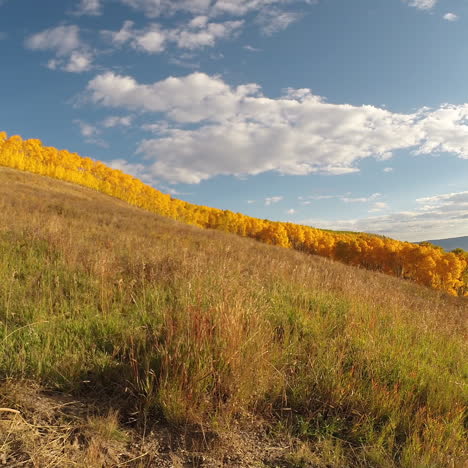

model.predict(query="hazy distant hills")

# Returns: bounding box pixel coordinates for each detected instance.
[423,236,468,251]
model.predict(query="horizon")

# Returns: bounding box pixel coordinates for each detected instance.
[2,0,468,241]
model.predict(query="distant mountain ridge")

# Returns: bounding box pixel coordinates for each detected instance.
[424,236,468,252]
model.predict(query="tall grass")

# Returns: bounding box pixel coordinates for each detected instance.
[0,167,466,467]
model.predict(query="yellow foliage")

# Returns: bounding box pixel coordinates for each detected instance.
[1,131,467,296]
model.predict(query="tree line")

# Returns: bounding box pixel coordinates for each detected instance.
[1,131,467,296]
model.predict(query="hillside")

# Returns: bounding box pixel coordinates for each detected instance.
[0,166,466,467]
[1,132,468,297]
[424,236,468,252]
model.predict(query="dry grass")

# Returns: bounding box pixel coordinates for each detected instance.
[0,166,466,467]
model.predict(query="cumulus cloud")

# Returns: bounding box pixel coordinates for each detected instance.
[341,193,381,203]
[383,167,394,172]
[299,193,383,204]
[244,44,261,52]
[405,0,437,10]
[120,0,212,17]
[119,0,309,18]
[25,25,93,72]
[25,25,82,55]
[118,0,312,35]
[177,16,243,48]
[103,18,243,53]
[411,105,468,157]
[169,56,200,69]
[74,120,99,137]
[85,71,468,184]
[416,191,468,208]
[102,115,134,128]
[256,9,302,35]
[443,12,459,21]
[74,119,108,147]
[108,158,151,180]
[75,0,102,15]
[369,202,389,213]
[87,72,257,121]
[265,196,283,205]
[63,50,93,72]
[299,195,336,201]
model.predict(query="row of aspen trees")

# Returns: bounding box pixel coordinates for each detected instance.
[1,131,467,296]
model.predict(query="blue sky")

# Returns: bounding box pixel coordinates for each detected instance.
[2,0,468,241]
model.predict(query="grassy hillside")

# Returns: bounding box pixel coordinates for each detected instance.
[1,132,468,297]
[0,166,466,467]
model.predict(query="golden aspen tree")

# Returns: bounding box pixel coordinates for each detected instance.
[1,131,467,296]
[257,223,291,248]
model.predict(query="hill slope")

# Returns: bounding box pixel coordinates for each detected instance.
[425,236,468,252]
[0,166,466,467]
[1,132,468,297]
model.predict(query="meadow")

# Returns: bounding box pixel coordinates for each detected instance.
[0,166,466,467]
[1,132,467,297]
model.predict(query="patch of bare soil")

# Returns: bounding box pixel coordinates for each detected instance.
[0,381,306,468]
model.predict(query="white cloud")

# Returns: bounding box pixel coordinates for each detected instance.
[86,71,468,184]
[411,104,468,157]
[369,202,389,213]
[300,193,383,204]
[405,0,437,10]
[74,120,108,147]
[102,115,134,128]
[108,158,150,180]
[119,0,310,18]
[256,8,302,35]
[104,18,243,53]
[177,18,243,49]
[25,25,93,72]
[287,208,296,214]
[380,151,393,160]
[244,44,261,52]
[341,193,381,203]
[120,0,212,17]
[443,12,459,21]
[74,120,99,137]
[169,56,200,69]
[75,0,102,15]
[135,29,167,52]
[87,72,257,121]
[304,190,468,241]
[118,0,312,35]
[64,50,93,72]
[299,195,336,201]
[265,196,283,206]
[416,191,468,207]
[383,167,394,172]
[141,121,171,134]
[25,25,82,56]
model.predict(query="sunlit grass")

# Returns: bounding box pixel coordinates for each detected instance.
[0,167,466,467]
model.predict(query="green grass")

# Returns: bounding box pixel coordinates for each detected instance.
[0,167,466,467]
